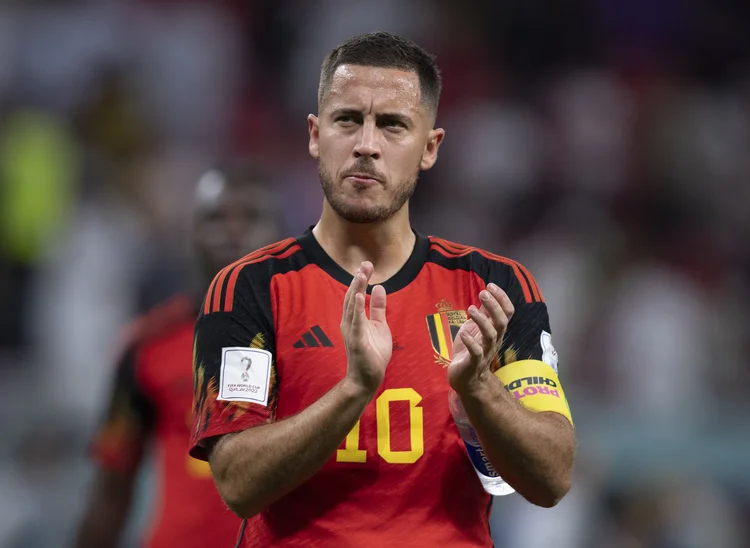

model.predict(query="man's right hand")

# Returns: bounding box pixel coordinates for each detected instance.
[340,261,392,396]
[207,263,391,519]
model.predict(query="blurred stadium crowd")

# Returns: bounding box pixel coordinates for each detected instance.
[0,1,749,547]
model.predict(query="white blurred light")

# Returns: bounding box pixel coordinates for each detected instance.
[195,169,227,205]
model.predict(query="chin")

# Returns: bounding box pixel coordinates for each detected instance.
[331,200,396,224]
[322,173,408,224]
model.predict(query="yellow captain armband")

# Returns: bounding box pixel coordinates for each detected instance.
[494,360,573,425]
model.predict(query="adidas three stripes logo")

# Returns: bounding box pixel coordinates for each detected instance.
[293,326,333,348]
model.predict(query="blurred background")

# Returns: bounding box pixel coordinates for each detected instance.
[0,1,749,547]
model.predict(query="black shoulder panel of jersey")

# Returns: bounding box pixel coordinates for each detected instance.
[427,236,550,367]
[199,237,309,345]
[191,238,310,449]
[427,236,544,305]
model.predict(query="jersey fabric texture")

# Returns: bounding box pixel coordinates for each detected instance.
[190,229,553,548]
[91,295,242,548]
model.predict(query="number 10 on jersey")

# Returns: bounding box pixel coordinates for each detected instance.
[337,388,424,464]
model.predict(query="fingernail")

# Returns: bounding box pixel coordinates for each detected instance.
[487,283,498,291]
[468,305,477,314]
[480,290,491,301]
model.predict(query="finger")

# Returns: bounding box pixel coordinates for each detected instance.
[349,262,373,325]
[469,304,497,349]
[486,283,515,321]
[343,264,366,326]
[460,330,483,359]
[479,288,510,336]
[349,272,368,322]
[342,272,356,319]
[351,292,367,337]
[369,285,387,324]
[359,261,374,282]
[342,268,359,326]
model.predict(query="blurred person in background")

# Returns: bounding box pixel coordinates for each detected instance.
[189,32,575,547]
[0,2,746,547]
[0,105,80,352]
[74,160,280,548]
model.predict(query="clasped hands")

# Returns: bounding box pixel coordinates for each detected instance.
[340,262,514,396]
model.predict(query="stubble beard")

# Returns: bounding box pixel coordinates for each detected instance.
[318,159,419,224]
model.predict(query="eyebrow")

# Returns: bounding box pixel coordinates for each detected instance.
[330,108,414,127]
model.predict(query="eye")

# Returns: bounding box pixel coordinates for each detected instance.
[381,118,407,131]
[335,114,358,125]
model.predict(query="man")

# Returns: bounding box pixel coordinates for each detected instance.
[191,32,576,547]
[75,161,280,548]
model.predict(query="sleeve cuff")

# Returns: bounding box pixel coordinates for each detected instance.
[189,410,269,461]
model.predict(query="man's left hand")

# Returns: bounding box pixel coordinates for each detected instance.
[447,283,515,393]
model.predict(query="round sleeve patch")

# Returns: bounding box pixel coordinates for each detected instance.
[540,330,558,374]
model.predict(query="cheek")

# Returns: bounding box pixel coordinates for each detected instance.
[318,130,339,154]
[320,130,357,158]
[389,146,423,175]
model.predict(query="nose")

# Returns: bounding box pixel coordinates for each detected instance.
[353,118,381,160]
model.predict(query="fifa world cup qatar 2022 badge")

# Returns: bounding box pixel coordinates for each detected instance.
[241,357,252,382]
[426,299,468,366]
[218,347,273,406]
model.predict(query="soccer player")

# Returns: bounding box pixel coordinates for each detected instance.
[191,32,576,547]
[75,161,279,548]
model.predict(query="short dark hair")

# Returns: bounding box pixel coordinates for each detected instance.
[318,31,442,117]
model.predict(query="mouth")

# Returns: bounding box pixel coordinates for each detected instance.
[344,173,381,186]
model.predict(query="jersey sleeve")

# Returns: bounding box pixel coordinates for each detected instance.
[189,262,277,461]
[89,345,155,473]
[485,260,559,374]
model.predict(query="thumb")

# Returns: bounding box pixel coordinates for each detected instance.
[369,285,387,324]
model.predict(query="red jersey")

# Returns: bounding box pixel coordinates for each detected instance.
[91,296,242,548]
[190,229,553,547]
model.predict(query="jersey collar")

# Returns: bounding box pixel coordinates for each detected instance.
[297,226,430,294]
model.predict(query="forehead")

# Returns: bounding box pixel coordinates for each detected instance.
[324,64,423,114]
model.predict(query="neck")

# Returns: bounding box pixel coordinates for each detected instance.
[313,202,416,285]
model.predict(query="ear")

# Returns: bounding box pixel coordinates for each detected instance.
[308,114,320,159]
[420,127,445,171]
